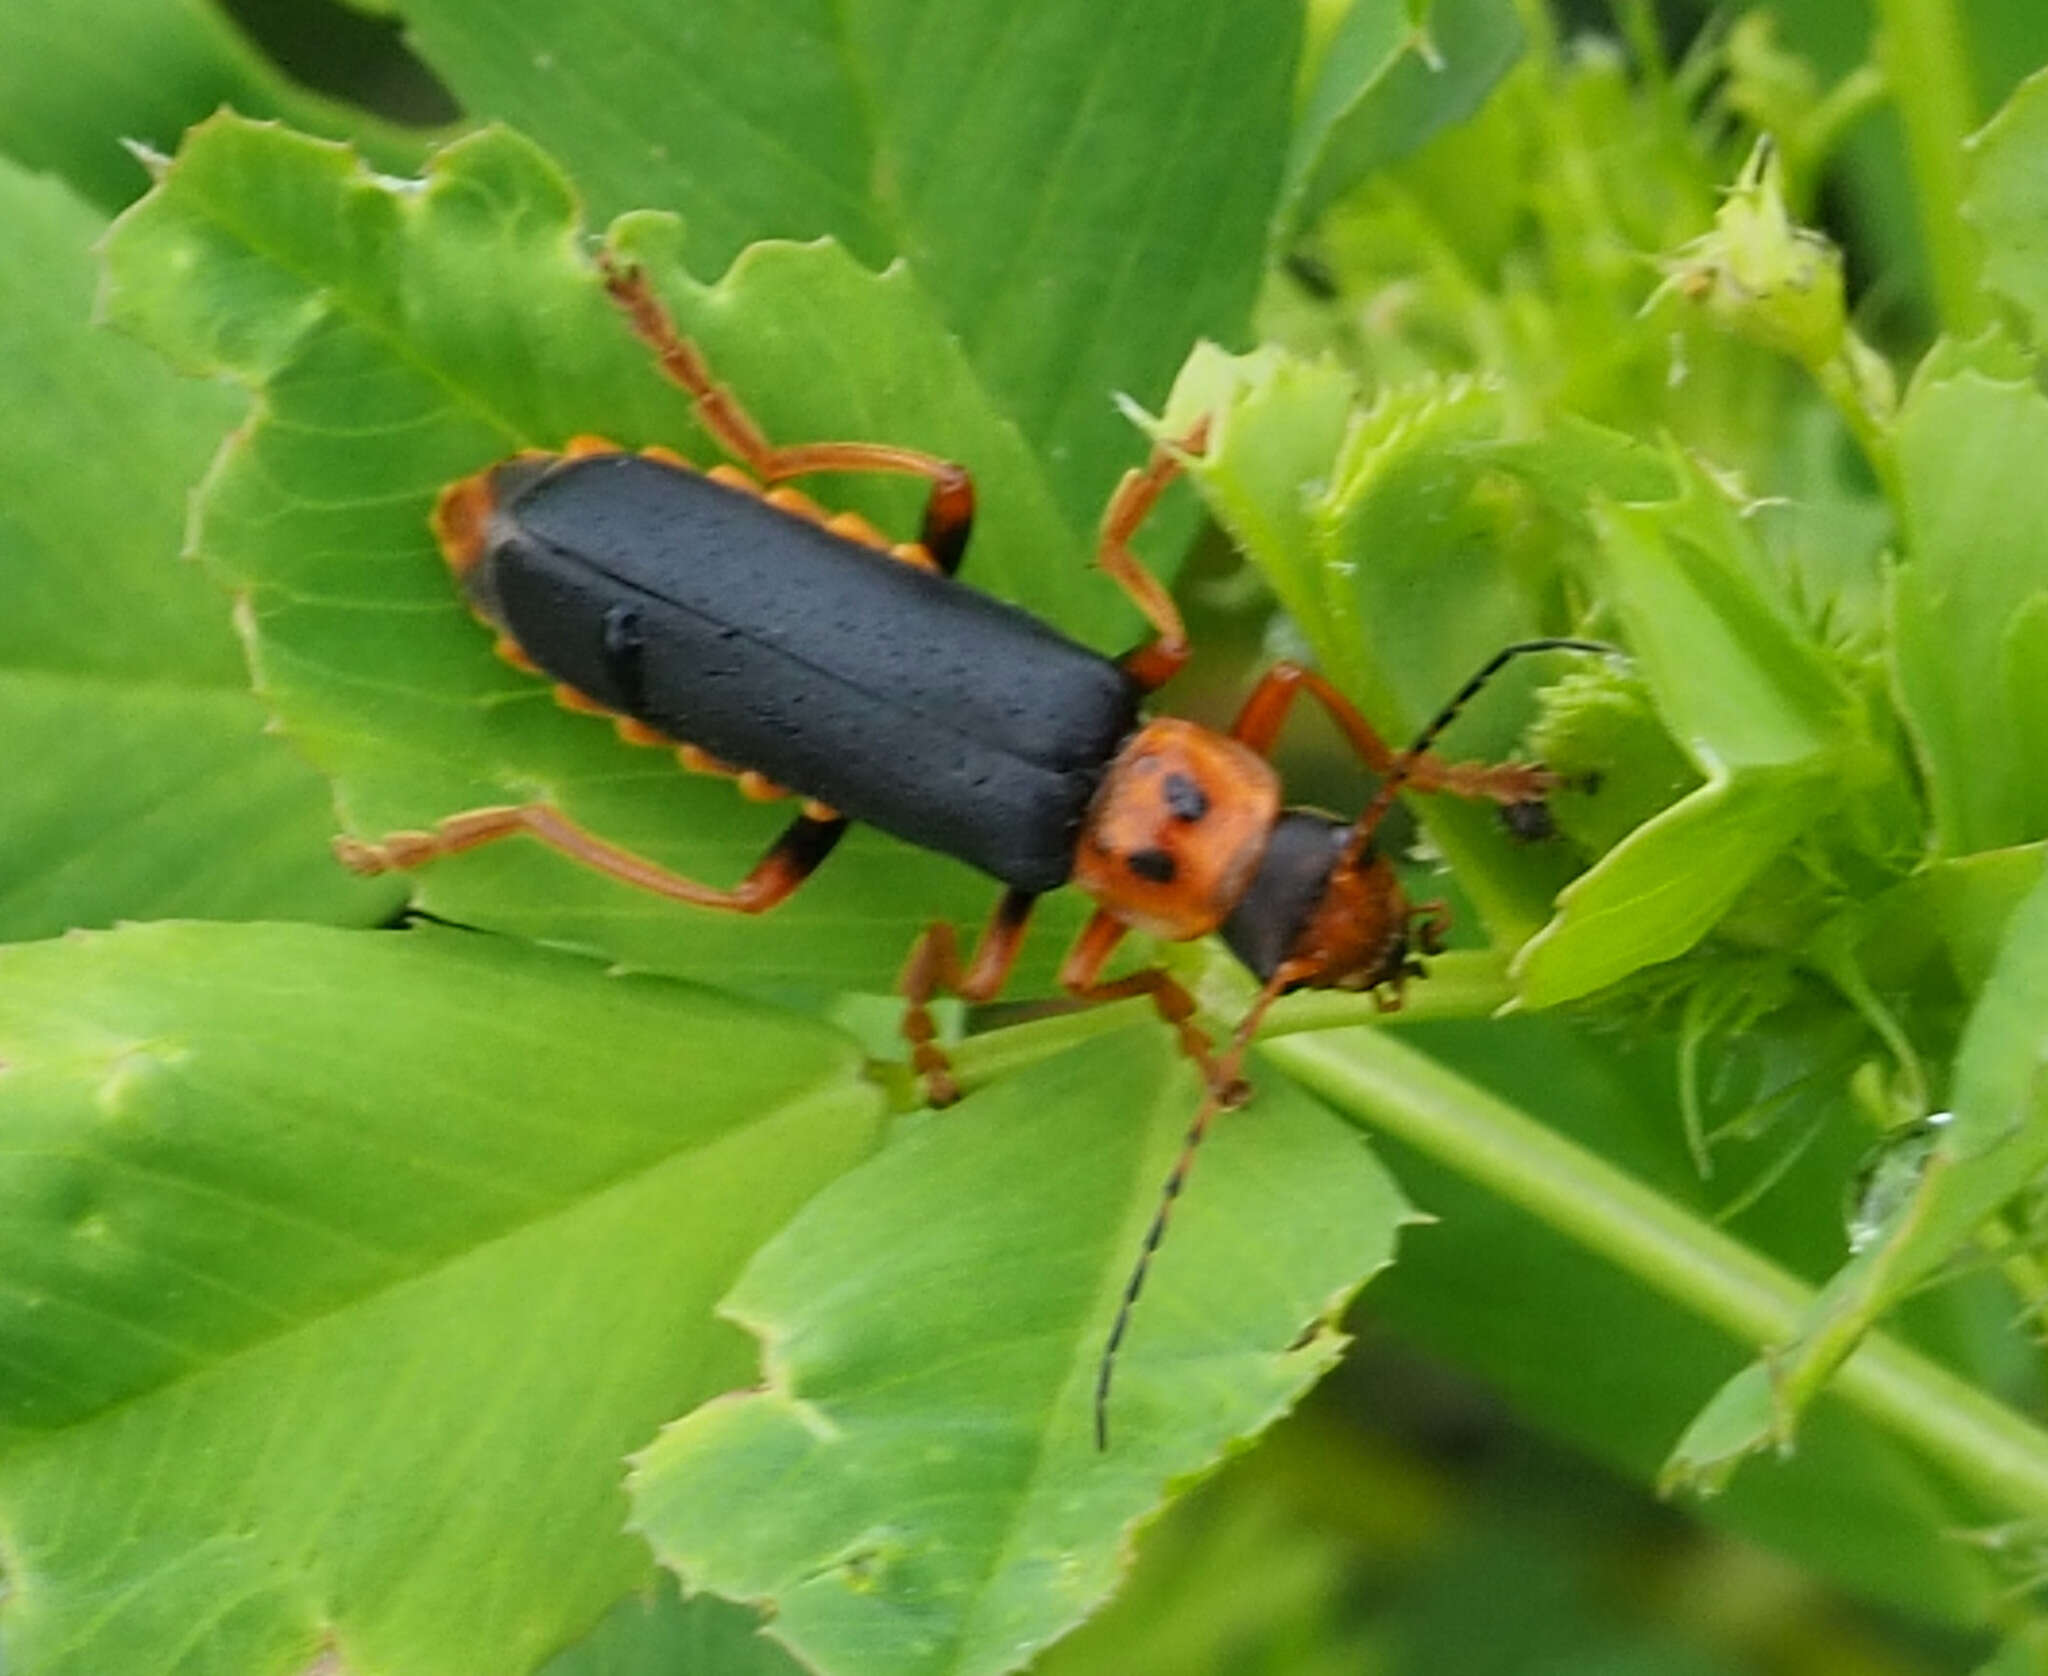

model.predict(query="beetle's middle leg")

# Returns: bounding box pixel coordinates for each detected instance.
[600,256,975,575]
[336,803,848,912]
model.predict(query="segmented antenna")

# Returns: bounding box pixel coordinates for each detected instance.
[1094,972,1290,1450]
[1343,637,1611,863]
[1091,636,1610,1449]
[1093,1094,1216,1450]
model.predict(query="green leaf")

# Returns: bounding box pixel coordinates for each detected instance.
[1147,344,1364,685]
[1283,0,1525,240]
[1514,475,1858,1005]
[0,921,884,1676]
[1917,841,2048,995]
[1525,665,1702,855]
[99,115,1109,992]
[630,1028,1412,1676]
[1514,766,1834,1007]
[1659,1363,1780,1497]
[1974,1631,2048,1676]
[395,0,1299,542]
[1481,415,1680,511]
[1026,1437,1368,1676]
[536,1584,800,1676]
[1269,1018,2008,1625]
[2008,594,2048,801]
[1890,364,2048,854]
[1966,65,2048,348]
[1665,854,2048,1494]
[0,156,395,940]
[0,0,431,213]
[1949,851,2048,1157]
[1588,489,1848,770]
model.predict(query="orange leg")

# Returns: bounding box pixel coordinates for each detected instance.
[1412,896,1451,952]
[1342,636,1608,863]
[1095,415,1210,692]
[1228,662,1555,805]
[601,255,975,574]
[335,803,847,913]
[898,888,1039,1105]
[1054,909,1239,1100]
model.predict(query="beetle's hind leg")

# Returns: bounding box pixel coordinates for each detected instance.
[599,254,976,575]
[336,802,847,913]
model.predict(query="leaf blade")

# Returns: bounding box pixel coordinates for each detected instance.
[631,1028,1412,1676]
[0,921,885,1676]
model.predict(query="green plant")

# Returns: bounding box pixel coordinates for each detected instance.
[6,2,2048,1673]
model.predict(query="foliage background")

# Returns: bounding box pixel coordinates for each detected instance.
[5,1,2048,1674]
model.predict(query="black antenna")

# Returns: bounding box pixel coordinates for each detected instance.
[1094,975,1288,1450]
[1093,1093,1219,1451]
[1344,638,1611,861]
[1093,636,1610,1449]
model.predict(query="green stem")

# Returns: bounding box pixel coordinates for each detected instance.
[942,949,1515,1097]
[1871,0,1985,335]
[1261,948,1513,1035]
[946,997,1156,1093]
[1815,338,1903,508]
[1975,1215,2048,1346]
[1266,1026,2048,1514]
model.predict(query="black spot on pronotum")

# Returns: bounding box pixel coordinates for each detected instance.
[1127,847,1177,884]
[1162,771,1209,822]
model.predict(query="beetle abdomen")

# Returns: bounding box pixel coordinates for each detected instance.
[467,453,1140,893]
